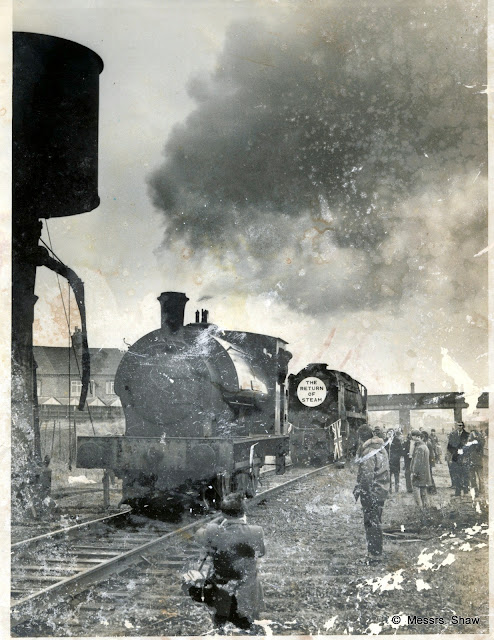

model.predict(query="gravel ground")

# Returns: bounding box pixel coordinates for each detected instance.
[244,459,489,636]
[12,455,489,636]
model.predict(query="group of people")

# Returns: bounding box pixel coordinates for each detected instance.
[362,424,440,506]
[185,421,486,632]
[445,422,485,496]
[353,421,486,564]
[385,426,440,506]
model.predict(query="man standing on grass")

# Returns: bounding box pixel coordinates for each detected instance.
[386,428,405,493]
[354,425,390,563]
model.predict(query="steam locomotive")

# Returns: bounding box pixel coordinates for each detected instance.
[76,292,291,514]
[288,364,368,464]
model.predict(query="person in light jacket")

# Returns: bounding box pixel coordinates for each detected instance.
[354,425,390,562]
[195,493,265,632]
[464,429,484,495]
[410,430,432,508]
[421,431,437,494]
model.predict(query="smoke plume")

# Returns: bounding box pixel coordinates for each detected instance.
[148,1,487,318]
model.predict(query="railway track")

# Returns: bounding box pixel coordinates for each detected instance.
[11,464,330,635]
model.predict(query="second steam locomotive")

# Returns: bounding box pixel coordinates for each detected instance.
[288,364,368,464]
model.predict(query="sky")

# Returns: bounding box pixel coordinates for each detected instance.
[15,0,489,407]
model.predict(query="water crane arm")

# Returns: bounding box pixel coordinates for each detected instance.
[35,246,90,411]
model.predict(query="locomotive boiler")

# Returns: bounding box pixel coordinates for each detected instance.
[288,363,367,464]
[77,292,291,514]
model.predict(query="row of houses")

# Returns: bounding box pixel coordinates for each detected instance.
[34,328,124,416]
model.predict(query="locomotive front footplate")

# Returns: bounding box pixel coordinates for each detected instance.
[77,434,289,515]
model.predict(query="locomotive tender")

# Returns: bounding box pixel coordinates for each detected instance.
[77,292,291,512]
[288,363,368,464]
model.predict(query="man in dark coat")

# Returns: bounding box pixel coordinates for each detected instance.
[354,425,390,563]
[430,429,441,463]
[445,425,457,488]
[403,433,414,493]
[386,429,404,493]
[195,493,265,631]
[447,422,470,497]
[410,430,432,508]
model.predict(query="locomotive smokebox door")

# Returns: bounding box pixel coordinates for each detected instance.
[288,365,368,465]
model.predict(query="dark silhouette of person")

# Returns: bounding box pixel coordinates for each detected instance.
[354,425,389,563]
[403,433,414,493]
[195,493,265,632]
[385,429,404,493]
[447,422,470,497]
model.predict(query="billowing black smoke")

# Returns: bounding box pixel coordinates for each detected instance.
[148,1,487,315]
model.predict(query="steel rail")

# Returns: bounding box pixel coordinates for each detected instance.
[12,507,132,548]
[249,464,330,508]
[11,465,331,628]
[11,515,215,627]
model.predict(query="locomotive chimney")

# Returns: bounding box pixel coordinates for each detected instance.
[157,292,189,333]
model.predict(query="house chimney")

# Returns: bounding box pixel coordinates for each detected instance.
[195,310,200,323]
[157,292,189,332]
[411,382,415,394]
[71,326,83,351]
[201,309,209,323]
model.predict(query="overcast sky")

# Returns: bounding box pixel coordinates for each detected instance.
[16,0,488,407]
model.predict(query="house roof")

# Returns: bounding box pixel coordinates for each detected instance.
[39,396,61,405]
[33,346,124,376]
[59,397,80,406]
